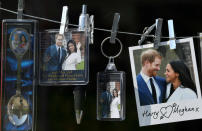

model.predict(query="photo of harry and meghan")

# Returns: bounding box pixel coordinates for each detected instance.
[10,30,29,55]
[43,33,85,72]
[130,42,201,106]
[99,82,121,118]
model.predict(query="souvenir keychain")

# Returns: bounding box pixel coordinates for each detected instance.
[97,13,125,121]
[1,0,38,130]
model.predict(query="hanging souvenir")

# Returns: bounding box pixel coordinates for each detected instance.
[39,5,92,86]
[129,19,202,126]
[97,13,126,121]
[0,0,38,130]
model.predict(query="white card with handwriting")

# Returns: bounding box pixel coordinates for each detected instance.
[129,38,202,126]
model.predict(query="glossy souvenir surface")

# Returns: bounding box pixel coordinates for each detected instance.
[1,19,38,131]
[97,71,125,121]
[39,29,89,85]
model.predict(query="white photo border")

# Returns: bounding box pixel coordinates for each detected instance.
[129,38,202,126]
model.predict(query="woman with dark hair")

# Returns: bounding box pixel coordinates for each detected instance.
[110,89,120,118]
[20,34,27,48]
[164,60,197,102]
[16,34,28,54]
[62,40,81,70]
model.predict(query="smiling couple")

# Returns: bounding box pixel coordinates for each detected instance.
[137,49,197,106]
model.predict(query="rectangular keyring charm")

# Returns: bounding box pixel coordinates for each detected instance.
[97,71,125,121]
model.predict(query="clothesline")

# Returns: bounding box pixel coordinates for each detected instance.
[0,7,202,39]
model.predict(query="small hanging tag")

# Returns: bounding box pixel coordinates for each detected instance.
[97,36,125,121]
[168,20,176,49]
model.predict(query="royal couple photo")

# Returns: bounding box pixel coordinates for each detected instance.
[43,33,85,72]
[136,48,198,106]
[10,29,29,55]
[130,38,202,126]
[99,81,121,119]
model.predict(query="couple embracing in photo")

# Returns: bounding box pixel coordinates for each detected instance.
[137,49,197,106]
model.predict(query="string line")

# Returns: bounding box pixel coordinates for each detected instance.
[0,7,202,39]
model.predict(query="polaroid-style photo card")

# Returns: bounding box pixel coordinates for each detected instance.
[97,72,125,121]
[129,38,202,126]
[39,30,89,85]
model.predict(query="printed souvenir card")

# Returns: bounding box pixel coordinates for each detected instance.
[129,38,202,126]
[39,30,89,85]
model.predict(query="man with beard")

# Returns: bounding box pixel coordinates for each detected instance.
[136,49,166,106]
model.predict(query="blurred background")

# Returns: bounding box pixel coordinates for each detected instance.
[0,0,202,130]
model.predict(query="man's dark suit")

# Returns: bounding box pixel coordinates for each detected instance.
[136,74,166,106]
[44,44,67,71]
[100,91,112,118]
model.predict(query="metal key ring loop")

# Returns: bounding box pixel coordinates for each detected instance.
[101,37,123,59]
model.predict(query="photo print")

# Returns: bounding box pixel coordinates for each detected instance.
[9,28,30,55]
[39,30,88,85]
[129,38,202,126]
[97,81,121,119]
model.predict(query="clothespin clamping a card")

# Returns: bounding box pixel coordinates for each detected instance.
[59,6,68,35]
[168,19,176,49]
[138,21,156,46]
[78,5,94,44]
[110,13,120,44]
[154,18,163,49]
[89,15,94,44]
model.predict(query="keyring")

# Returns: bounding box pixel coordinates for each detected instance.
[101,37,123,59]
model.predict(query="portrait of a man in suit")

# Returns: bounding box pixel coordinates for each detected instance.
[99,83,112,118]
[43,34,67,71]
[136,49,166,106]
